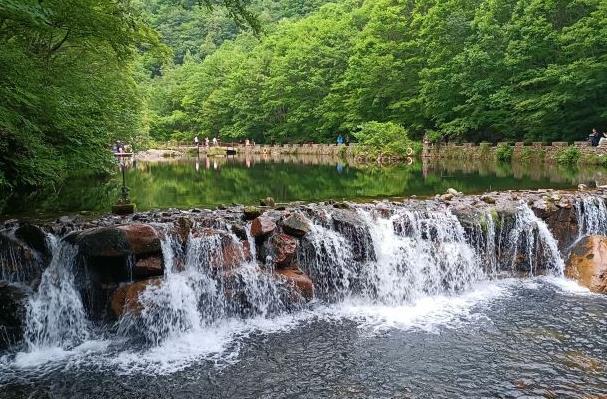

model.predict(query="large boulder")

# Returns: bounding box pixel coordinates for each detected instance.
[275,267,314,301]
[0,282,30,349]
[116,224,161,256]
[15,223,50,260]
[281,213,311,238]
[111,278,162,318]
[71,224,161,258]
[251,217,276,238]
[565,235,607,293]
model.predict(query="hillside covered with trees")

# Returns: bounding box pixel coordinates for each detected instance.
[1,0,606,192]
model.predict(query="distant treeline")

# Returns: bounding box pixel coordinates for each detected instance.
[1,0,606,192]
[148,0,607,146]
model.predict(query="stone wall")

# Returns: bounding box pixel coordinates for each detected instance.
[422,141,607,164]
[179,144,359,157]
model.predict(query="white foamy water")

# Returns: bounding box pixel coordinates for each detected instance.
[3,197,594,375]
[23,237,90,351]
[576,196,607,236]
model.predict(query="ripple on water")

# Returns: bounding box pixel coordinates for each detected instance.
[0,277,606,398]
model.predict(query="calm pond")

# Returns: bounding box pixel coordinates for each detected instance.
[3,154,607,217]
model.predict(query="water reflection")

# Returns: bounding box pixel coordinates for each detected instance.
[3,155,607,218]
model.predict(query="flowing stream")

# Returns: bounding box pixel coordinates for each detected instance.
[1,198,607,397]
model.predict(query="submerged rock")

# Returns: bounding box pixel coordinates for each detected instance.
[565,235,607,294]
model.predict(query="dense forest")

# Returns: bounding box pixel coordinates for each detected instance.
[1,0,607,191]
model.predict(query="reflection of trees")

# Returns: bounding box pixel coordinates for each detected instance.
[6,156,607,217]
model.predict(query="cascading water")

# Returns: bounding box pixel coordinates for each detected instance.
[121,227,288,347]
[2,196,584,373]
[358,207,483,304]
[502,203,564,276]
[575,196,607,236]
[23,237,89,350]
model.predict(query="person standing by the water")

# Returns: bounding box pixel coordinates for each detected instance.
[212,137,218,146]
[337,134,344,145]
[205,137,209,147]
[194,135,199,147]
[591,129,600,147]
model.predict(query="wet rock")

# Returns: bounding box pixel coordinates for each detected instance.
[447,188,462,197]
[480,195,496,204]
[69,227,130,258]
[191,228,246,270]
[281,213,311,238]
[331,209,376,262]
[111,278,162,318]
[174,217,194,243]
[260,197,276,207]
[269,234,298,268]
[243,206,262,221]
[333,202,351,209]
[275,267,314,300]
[251,217,276,238]
[231,224,248,241]
[134,256,164,278]
[15,223,50,259]
[0,234,42,284]
[578,184,588,191]
[0,282,29,349]
[116,224,161,256]
[440,193,454,201]
[565,235,607,293]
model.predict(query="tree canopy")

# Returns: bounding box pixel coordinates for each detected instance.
[148,0,607,144]
[2,0,607,192]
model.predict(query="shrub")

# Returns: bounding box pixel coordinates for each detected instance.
[495,144,513,162]
[352,121,420,159]
[556,146,581,165]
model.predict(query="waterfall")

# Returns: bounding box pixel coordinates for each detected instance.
[359,208,483,304]
[23,237,89,350]
[122,228,288,346]
[501,203,564,276]
[575,196,607,236]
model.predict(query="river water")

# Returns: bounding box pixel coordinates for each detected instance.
[0,278,605,398]
[3,155,607,217]
[1,199,607,398]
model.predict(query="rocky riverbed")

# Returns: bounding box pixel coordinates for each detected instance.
[1,188,607,352]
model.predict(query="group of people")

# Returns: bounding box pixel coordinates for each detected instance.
[336,134,350,146]
[589,128,607,147]
[193,136,255,147]
[194,136,217,147]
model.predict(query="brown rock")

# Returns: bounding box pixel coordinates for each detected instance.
[134,256,164,278]
[117,224,161,256]
[111,278,162,318]
[174,217,194,243]
[565,235,607,293]
[270,233,298,267]
[191,228,246,270]
[276,268,314,300]
[251,217,276,238]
